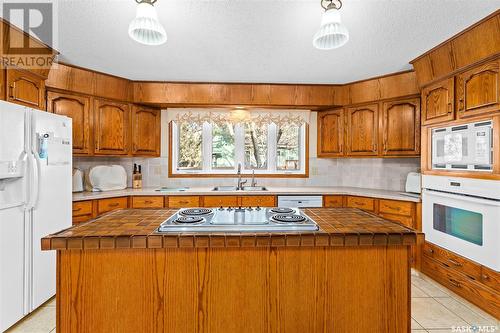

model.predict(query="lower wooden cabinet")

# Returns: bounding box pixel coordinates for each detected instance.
[203,196,239,207]
[323,195,343,207]
[346,196,375,212]
[131,196,164,208]
[422,242,500,318]
[97,197,128,215]
[378,199,413,216]
[240,195,276,207]
[167,196,201,208]
[72,201,95,224]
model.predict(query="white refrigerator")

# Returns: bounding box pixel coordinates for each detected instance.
[0,100,72,332]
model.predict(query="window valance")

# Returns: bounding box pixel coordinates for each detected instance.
[168,108,310,127]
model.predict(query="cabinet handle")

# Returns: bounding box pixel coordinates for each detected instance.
[8,84,14,98]
[447,103,453,114]
[178,201,189,204]
[448,278,462,288]
[108,203,120,207]
[482,274,490,281]
[73,207,82,212]
[354,201,365,206]
[339,144,343,152]
[145,200,153,204]
[447,259,462,267]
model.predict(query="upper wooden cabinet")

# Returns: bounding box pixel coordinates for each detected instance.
[317,109,344,157]
[93,99,130,155]
[6,68,45,110]
[421,77,454,125]
[346,104,379,156]
[47,91,92,155]
[456,60,500,119]
[131,106,161,156]
[382,98,420,156]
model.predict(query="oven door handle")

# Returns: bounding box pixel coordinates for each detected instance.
[423,189,500,207]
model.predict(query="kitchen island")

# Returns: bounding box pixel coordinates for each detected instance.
[42,208,418,333]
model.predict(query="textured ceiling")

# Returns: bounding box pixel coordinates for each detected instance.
[50,1,500,83]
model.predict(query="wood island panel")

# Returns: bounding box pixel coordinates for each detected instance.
[56,245,410,333]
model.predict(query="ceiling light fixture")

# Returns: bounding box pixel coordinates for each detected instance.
[313,0,349,50]
[128,0,167,46]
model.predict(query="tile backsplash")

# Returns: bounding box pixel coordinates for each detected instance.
[74,156,420,191]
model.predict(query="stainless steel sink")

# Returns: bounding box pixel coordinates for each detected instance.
[242,186,267,191]
[212,186,238,191]
[211,186,268,191]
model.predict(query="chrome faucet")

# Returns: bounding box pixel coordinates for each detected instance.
[237,163,247,190]
[251,169,257,187]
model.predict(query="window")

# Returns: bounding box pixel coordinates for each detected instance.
[171,121,307,176]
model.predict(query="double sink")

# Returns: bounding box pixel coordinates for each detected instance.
[212,186,267,192]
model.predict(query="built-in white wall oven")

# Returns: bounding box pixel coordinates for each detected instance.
[422,175,500,271]
[431,120,493,171]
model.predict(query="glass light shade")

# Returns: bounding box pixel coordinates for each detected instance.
[128,2,167,46]
[313,9,349,50]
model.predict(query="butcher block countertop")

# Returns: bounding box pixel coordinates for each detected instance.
[42,208,418,251]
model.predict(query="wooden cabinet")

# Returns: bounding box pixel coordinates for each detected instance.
[72,201,95,224]
[423,242,482,280]
[97,197,128,215]
[131,196,164,208]
[346,104,379,156]
[346,196,375,212]
[378,199,413,217]
[381,98,420,156]
[93,98,130,155]
[240,195,276,207]
[131,106,160,156]
[203,196,239,208]
[421,77,455,125]
[317,109,344,157]
[456,60,500,119]
[47,91,92,155]
[167,196,200,208]
[6,68,45,109]
[323,195,343,207]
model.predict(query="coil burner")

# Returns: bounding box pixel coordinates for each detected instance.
[271,214,307,224]
[174,216,205,224]
[179,208,214,216]
[269,207,295,214]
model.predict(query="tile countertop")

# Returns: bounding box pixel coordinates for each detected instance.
[41,208,419,250]
[72,186,421,202]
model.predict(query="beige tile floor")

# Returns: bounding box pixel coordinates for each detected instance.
[6,271,499,333]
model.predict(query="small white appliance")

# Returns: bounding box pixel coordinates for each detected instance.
[85,165,127,192]
[277,196,323,208]
[72,168,84,192]
[431,120,493,171]
[405,172,421,194]
[0,100,72,331]
[422,175,500,271]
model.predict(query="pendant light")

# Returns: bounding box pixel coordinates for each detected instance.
[128,0,167,46]
[313,0,349,50]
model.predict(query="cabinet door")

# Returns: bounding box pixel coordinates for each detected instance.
[47,91,91,155]
[346,104,379,156]
[6,68,45,109]
[317,109,344,157]
[93,98,130,155]
[382,98,420,156]
[456,60,500,119]
[131,106,160,156]
[421,78,454,125]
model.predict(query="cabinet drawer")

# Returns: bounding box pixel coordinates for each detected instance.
[240,196,276,207]
[97,197,128,215]
[72,201,93,217]
[378,199,413,216]
[422,257,500,318]
[323,195,343,208]
[378,213,413,228]
[131,196,164,208]
[346,196,375,212]
[203,196,239,208]
[167,196,200,208]
[481,266,500,292]
[423,242,481,280]
[73,214,93,225]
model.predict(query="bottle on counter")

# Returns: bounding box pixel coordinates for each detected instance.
[132,163,142,189]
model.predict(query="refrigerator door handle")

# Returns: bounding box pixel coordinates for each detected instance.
[25,152,40,210]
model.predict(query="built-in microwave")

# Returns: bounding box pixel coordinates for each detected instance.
[431,120,493,171]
